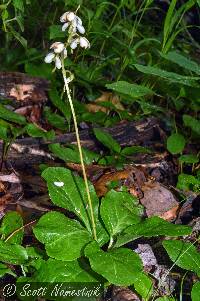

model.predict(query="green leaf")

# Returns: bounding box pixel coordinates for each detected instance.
[0,263,16,278]
[49,25,65,39]
[0,212,23,244]
[85,242,143,286]
[42,167,109,246]
[121,146,152,155]
[116,216,191,247]
[31,258,99,282]
[177,173,200,191]
[44,108,67,131]
[93,128,121,153]
[25,63,52,80]
[100,190,143,237]
[0,241,28,264]
[26,124,55,140]
[167,133,186,154]
[13,0,24,11]
[133,273,153,300]
[106,81,154,98]
[134,64,199,87]
[49,143,100,164]
[49,143,79,163]
[162,51,200,75]
[179,154,199,164]
[49,88,71,122]
[191,282,200,301]
[163,0,177,47]
[0,125,8,141]
[10,29,27,48]
[0,104,26,125]
[33,211,91,261]
[163,240,200,276]
[183,115,200,135]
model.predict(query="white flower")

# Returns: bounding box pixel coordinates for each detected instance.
[77,24,85,34]
[55,56,62,69]
[44,43,67,69]
[70,38,79,50]
[75,16,82,26]
[44,52,55,63]
[62,22,69,32]
[60,12,84,35]
[79,37,90,49]
[60,11,75,23]
[50,42,65,54]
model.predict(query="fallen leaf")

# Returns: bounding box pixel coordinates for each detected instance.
[86,92,125,113]
[94,167,146,198]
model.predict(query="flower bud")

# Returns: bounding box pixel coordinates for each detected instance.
[50,42,65,54]
[79,37,90,49]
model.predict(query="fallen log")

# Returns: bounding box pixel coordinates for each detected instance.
[0,117,164,167]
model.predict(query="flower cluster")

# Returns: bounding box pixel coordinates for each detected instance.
[44,10,90,70]
[44,42,67,69]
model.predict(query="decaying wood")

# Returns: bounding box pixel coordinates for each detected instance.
[0,72,49,106]
[0,117,166,167]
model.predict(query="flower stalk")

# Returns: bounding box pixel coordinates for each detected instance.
[61,60,97,241]
[44,8,96,240]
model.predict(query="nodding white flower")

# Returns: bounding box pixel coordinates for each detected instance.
[62,22,69,32]
[50,42,65,54]
[79,37,90,49]
[60,11,85,35]
[70,38,79,50]
[60,11,75,23]
[44,52,55,63]
[77,23,85,34]
[55,56,62,69]
[75,16,82,26]
[44,44,67,69]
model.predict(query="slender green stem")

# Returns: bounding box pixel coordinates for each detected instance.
[61,61,97,241]
[5,220,36,243]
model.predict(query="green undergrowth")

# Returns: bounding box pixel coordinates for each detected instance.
[0,0,200,300]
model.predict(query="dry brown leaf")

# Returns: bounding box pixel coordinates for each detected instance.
[94,167,146,198]
[86,92,125,113]
[0,193,12,217]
